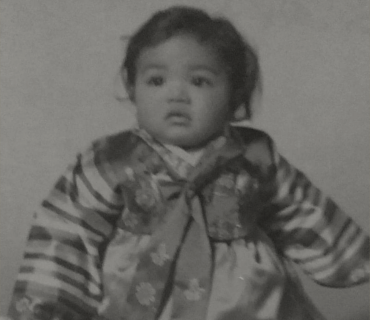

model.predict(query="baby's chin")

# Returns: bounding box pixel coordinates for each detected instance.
[150,130,222,151]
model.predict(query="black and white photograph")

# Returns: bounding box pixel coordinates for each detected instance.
[0,1,369,319]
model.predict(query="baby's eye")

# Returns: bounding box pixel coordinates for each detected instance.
[191,76,213,87]
[147,76,165,86]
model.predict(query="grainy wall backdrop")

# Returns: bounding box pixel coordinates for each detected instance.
[0,0,369,318]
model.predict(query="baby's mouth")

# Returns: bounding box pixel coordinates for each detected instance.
[166,111,191,125]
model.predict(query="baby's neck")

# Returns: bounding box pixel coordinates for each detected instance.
[163,143,205,166]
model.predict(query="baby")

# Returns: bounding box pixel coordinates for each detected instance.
[6,5,369,320]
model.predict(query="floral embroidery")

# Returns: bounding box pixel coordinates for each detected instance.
[208,219,242,239]
[29,297,42,312]
[122,210,139,228]
[207,203,246,240]
[150,243,170,266]
[217,175,235,189]
[213,175,236,197]
[124,167,135,181]
[235,171,259,196]
[350,263,370,282]
[184,279,205,301]
[136,282,156,306]
[14,297,60,320]
[135,187,156,210]
[236,172,251,193]
[15,297,31,313]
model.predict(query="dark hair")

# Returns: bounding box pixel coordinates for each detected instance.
[122,6,261,120]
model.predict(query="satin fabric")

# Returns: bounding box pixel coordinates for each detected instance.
[101,230,325,320]
[99,129,323,320]
[7,127,369,320]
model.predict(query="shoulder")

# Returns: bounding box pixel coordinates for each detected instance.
[231,125,273,145]
[73,129,144,187]
[89,129,142,164]
[231,125,275,168]
[75,129,141,174]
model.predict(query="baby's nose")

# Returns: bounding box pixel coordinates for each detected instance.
[168,81,190,102]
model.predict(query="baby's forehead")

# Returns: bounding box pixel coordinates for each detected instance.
[137,62,223,76]
[135,35,226,74]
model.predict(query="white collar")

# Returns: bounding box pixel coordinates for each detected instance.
[163,144,205,166]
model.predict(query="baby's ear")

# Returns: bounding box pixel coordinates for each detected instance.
[122,69,135,101]
[231,88,248,120]
[233,104,247,121]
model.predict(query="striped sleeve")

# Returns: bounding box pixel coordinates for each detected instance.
[261,147,369,287]
[7,144,125,320]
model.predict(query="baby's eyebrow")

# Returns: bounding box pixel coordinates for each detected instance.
[138,63,222,76]
[139,64,166,73]
[189,65,221,75]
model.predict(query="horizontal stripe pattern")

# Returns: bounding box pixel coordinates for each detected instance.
[14,277,99,315]
[7,129,369,320]
[266,149,369,287]
[9,142,125,318]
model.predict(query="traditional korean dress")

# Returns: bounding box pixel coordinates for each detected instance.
[5,126,369,320]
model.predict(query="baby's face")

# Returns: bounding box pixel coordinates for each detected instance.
[130,35,232,149]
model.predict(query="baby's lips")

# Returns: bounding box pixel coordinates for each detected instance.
[165,111,191,122]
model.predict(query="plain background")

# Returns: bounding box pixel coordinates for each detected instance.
[0,0,369,318]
